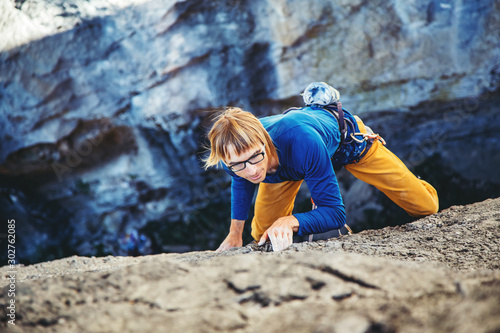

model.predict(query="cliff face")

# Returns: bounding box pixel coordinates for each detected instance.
[0,198,499,332]
[1,0,500,262]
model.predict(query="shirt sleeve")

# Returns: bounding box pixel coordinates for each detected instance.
[292,133,347,235]
[223,165,257,221]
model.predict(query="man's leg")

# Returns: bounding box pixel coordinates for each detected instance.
[345,117,439,217]
[251,180,303,241]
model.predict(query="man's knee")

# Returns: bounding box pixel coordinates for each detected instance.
[408,185,439,217]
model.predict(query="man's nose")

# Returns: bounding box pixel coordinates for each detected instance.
[245,163,258,175]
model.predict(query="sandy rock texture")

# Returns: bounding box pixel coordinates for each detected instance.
[1,0,500,264]
[0,197,499,332]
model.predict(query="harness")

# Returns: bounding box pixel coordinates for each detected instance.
[284,101,386,163]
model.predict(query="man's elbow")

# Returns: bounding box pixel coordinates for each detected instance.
[328,205,346,229]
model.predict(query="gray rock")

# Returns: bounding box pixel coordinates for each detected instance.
[0,198,499,332]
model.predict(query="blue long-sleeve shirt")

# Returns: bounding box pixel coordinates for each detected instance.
[225,106,366,236]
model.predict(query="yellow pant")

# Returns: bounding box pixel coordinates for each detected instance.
[251,116,439,241]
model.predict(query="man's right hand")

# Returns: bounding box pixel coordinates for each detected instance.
[215,219,245,252]
[215,232,242,252]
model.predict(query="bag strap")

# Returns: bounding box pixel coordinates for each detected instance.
[336,101,346,146]
[323,102,347,146]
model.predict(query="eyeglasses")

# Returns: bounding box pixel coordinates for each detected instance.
[228,145,266,172]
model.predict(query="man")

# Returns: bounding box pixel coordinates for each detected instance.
[204,82,438,252]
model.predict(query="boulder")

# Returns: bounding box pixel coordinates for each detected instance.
[0,0,499,262]
[0,197,499,332]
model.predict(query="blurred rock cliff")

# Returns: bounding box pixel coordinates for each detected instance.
[1,0,499,263]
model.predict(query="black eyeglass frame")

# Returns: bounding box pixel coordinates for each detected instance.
[227,145,266,172]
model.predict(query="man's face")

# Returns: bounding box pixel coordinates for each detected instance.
[225,144,267,184]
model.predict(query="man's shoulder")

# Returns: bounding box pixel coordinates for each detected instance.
[262,108,325,135]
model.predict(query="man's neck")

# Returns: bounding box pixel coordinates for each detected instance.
[267,154,279,174]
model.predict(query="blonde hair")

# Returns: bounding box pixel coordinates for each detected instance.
[203,107,276,170]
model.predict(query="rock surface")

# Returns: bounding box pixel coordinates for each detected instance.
[0,197,499,332]
[1,0,500,263]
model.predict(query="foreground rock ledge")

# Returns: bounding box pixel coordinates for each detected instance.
[1,198,499,333]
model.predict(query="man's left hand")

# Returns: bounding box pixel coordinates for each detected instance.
[258,216,299,252]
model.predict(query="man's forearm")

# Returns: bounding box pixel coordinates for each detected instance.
[294,205,346,236]
[229,219,245,236]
